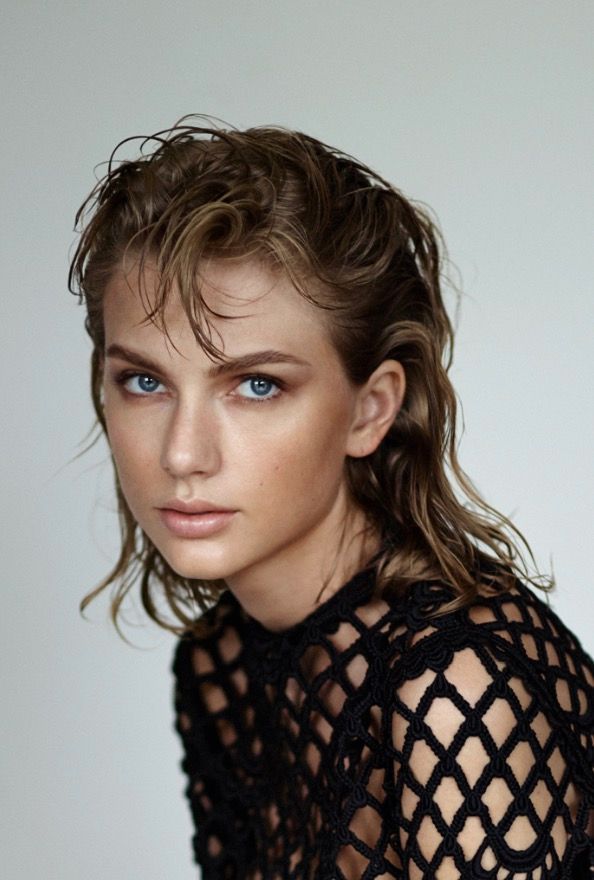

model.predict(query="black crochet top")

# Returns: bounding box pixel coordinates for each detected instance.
[171,551,594,879]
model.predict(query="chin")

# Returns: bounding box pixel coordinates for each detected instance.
[157,540,235,581]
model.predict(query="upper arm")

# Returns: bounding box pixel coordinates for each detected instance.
[388,632,585,879]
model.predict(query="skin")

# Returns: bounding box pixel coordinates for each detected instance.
[100,257,406,633]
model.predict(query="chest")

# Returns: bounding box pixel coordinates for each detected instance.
[190,623,403,878]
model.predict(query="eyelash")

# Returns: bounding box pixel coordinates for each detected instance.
[113,370,286,404]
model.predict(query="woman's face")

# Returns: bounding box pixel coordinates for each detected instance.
[101,257,401,620]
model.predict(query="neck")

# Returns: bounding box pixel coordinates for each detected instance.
[227,504,380,634]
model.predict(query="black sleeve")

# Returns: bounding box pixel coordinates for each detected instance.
[385,626,594,878]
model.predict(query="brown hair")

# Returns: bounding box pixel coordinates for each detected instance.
[68,114,554,642]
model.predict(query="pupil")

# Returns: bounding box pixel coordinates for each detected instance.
[253,378,271,395]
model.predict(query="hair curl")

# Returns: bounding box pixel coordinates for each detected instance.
[68,114,554,643]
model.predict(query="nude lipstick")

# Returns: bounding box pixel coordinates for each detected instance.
[158,509,236,538]
[157,499,237,538]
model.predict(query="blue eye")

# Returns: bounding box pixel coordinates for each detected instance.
[117,373,164,395]
[236,375,282,402]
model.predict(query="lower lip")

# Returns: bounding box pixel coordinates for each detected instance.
[158,509,237,538]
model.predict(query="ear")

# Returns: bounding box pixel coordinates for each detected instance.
[345,359,406,458]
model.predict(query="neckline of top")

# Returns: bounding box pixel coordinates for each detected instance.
[229,542,390,646]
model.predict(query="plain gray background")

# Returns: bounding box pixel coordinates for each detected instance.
[2,2,593,878]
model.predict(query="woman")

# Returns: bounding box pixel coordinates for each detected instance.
[69,117,594,878]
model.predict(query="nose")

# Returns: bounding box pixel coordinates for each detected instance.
[160,396,220,477]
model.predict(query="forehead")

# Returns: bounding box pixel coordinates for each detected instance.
[102,257,334,359]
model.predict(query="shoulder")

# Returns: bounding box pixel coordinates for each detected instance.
[396,574,594,678]
[389,576,594,759]
[386,578,594,875]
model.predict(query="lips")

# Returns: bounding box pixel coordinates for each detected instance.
[158,507,237,538]
[160,499,235,514]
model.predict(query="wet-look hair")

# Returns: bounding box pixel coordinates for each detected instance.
[68,115,553,641]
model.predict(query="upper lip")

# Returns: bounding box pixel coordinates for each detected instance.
[160,499,235,514]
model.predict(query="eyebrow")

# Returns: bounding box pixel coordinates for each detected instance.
[105,343,312,378]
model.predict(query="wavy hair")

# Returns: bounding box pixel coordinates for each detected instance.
[68,114,554,642]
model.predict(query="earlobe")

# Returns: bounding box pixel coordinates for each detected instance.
[346,360,405,459]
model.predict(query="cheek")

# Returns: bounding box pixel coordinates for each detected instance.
[104,410,157,482]
[252,398,349,491]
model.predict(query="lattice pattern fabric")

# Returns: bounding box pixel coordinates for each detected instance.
[171,556,594,879]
